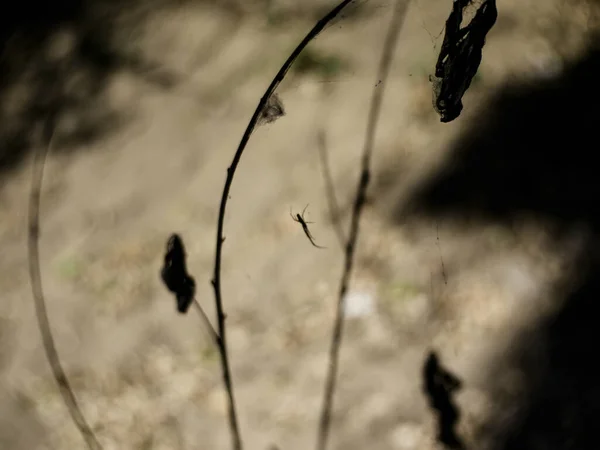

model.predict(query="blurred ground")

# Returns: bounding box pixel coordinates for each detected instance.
[1,0,599,449]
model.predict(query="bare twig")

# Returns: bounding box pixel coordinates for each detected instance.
[28,116,103,450]
[210,2,356,449]
[316,129,346,249]
[316,2,410,449]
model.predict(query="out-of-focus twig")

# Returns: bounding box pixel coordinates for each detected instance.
[316,2,410,449]
[316,129,346,250]
[28,115,103,450]
[210,2,356,449]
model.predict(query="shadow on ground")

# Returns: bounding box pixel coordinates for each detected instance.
[385,36,600,449]
[0,0,179,174]
[0,0,252,176]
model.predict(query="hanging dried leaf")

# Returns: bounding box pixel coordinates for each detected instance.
[432,0,498,122]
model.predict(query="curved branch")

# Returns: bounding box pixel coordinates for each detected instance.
[28,116,103,450]
[210,2,356,449]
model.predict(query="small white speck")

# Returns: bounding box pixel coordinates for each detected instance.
[390,422,423,449]
[343,290,375,318]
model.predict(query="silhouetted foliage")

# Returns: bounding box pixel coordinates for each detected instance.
[161,234,196,314]
[403,38,600,231]
[423,351,465,449]
[432,0,497,122]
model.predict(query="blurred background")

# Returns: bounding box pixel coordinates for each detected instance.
[1,0,600,448]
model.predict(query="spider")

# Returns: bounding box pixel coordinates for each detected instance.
[290,204,326,249]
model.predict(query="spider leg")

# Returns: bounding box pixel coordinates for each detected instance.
[290,206,299,222]
[301,204,309,219]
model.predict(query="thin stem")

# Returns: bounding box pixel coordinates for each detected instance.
[28,116,103,450]
[210,2,356,449]
[316,2,410,449]
[316,129,346,250]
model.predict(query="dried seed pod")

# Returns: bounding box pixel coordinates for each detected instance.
[258,92,285,125]
[160,234,195,314]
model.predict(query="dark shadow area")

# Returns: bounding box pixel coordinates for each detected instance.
[423,350,464,450]
[388,35,600,449]
[398,41,600,231]
[484,248,600,449]
[0,0,232,176]
[0,0,361,177]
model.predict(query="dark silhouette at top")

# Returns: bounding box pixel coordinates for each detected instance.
[402,39,600,231]
[432,0,497,122]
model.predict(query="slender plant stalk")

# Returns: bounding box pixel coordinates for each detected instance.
[210,1,356,449]
[316,2,410,449]
[28,116,103,450]
[316,129,346,250]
